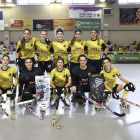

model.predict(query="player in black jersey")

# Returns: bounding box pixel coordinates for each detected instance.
[71,54,96,105]
[18,58,43,107]
[0,55,18,108]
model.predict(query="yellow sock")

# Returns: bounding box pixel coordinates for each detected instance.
[51,92,55,98]
[93,104,101,108]
[122,90,129,98]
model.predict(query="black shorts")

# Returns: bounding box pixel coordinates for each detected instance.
[87,59,102,73]
[38,60,52,73]
[19,57,35,72]
[0,87,10,94]
[112,84,119,92]
[70,62,79,73]
[53,62,69,69]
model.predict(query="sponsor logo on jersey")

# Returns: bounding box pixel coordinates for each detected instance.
[88,73,91,76]
[9,73,11,76]
[26,77,29,80]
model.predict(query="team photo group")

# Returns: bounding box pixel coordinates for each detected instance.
[0,27,136,127]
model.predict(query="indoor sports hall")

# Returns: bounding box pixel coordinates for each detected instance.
[0,0,140,140]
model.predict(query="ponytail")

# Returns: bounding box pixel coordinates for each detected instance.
[96,35,100,46]
[71,36,75,46]
[21,37,25,48]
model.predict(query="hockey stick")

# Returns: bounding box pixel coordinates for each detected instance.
[81,95,126,117]
[23,104,42,120]
[17,99,35,105]
[0,106,16,120]
[52,97,61,129]
[119,97,140,108]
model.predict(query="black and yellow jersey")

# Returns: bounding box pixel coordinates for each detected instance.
[86,39,108,60]
[100,68,120,89]
[69,40,86,63]
[16,37,37,59]
[0,67,18,89]
[51,67,71,87]
[35,39,52,61]
[51,40,69,64]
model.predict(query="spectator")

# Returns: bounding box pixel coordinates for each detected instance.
[112,44,117,52]
[10,42,16,51]
[107,41,113,51]
[133,41,138,52]
[14,42,17,50]
[0,41,4,53]
[2,46,8,55]
[7,45,13,53]
[118,45,123,54]
[128,42,134,54]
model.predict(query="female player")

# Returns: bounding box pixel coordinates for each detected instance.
[18,58,43,108]
[0,55,18,108]
[101,57,136,108]
[85,28,109,73]
[69,29,86,71]
[35,30,52,73]
[16,29,37,72]
[51,28,69,69]
[50,56,71,107]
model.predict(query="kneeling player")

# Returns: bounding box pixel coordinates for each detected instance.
[0,55,18,108]
[101,57,135,108]
[71,54,96,106]
[18,58,43,108]
[50,56,71,107]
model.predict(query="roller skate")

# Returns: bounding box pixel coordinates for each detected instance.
[94,103,102,111]
[64,96,70,107]
[103,98,109,106]
[50,96,57,107]
[120,97,130,109]
[10,99,15,108]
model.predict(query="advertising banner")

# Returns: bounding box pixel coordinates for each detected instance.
[33,20,53,31]
[75,19,101,30]
[0,20,4,30]
[69,7,101,18]
[120,8,140,25]
[53,19,75,30]
[0,11,3,20]
[10,19,32,28]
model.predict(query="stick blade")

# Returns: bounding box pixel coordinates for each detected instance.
[113,112,126,117]
[11,112,17,120]
[52,120,61,129]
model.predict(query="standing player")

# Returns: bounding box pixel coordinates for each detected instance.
[71,54,96,106]
[36,30,52,74]
[69,29,86,71]
[85,28,109,73]
[18,58,43,108]
[51,28,69,69]
[50,56,71,107]
[0,55,18,108]
[101,57,135,108]
[16,29,37,72]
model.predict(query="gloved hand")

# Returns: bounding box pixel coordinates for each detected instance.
[103,91,111,99]
[102,53,106,59]
[112,90,119,100]
[10,85,16,94]
[46,38,52,45]
[15,58,19,66]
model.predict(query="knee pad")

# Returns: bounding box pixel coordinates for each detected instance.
[7,90,15,100]
[22,88,33,101]
[123,83,136,92]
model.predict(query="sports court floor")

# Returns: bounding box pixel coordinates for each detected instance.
[0,64,140,140]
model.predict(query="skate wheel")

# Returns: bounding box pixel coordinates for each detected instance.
[77,102,85,107]
[67,105,70,107]
[125,105,129,109]
[95,108,100,111]
[51,105,54,107]
[120,104,123,107]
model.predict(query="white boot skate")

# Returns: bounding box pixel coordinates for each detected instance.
[10,99,15,108]
[50,96,57,107]
[64,96,70,107]
[120,97,130,109]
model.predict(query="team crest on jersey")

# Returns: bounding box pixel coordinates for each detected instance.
[63,45,66,47]
[112,75,115,77]
[9,73,11,76]
[88,73,91,76]
[79,74,81,76]
[26,77,29,80]
[81,43,83,45]
[31,44,33,47]
[63,75,65,78]
[46,46,48,49]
